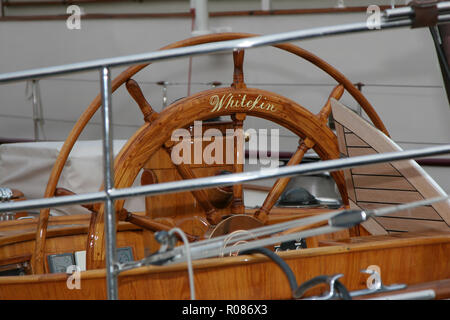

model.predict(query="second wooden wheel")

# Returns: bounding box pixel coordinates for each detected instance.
[31,33,390,273]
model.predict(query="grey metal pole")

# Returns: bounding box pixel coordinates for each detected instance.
[6,5,450,84]
[0,19,403,83]
[1,7,450,84]
[384,2,450,20]
[109,144,450,202]
[32,80,40,140]
[100,67,118,300]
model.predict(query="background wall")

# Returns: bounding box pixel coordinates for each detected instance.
[0,0,449,192]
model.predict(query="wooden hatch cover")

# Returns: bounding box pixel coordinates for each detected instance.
[331,98,450,235]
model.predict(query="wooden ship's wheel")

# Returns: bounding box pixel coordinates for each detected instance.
[31,33,391,274]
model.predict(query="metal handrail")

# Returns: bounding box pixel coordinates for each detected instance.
[0,7,449,84]
[1,4,450,300]
[5,21,404,82]
[0,143,449,214]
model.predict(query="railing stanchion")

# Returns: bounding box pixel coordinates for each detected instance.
[100,66,118,300]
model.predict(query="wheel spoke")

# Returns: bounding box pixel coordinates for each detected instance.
[232,50,246,89]
[254,138,315,222]
[163,140,221,225]
[118,208,201,241]
[54,187,97,213]
[126,79,158,123]
[254,84,344,222]
[317,84,345,124]
[230,113,246,214]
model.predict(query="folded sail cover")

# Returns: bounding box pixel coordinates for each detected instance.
[0,140,144,215]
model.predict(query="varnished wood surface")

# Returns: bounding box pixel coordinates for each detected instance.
[254,139,311,222]
[0,232,448,299]
[331,99,450,235]
[230,113,246,215]
[0,214,91,234]
[0,226,147,274]
[125,79,158,123]
[318,230,449,245]
[159,120,236,224]
[163,144,221,225]
[143,167,234,220]
[253,81,343,221]
[250,82,341,223]
[142,120,235,221]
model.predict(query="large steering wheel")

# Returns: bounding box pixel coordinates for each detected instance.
[31,33,389,273]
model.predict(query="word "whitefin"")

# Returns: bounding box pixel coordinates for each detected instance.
[209,93,278,113]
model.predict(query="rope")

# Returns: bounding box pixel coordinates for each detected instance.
[220,229,258,257]
[368,195,450,217]
[169,227,196,300]
[189,195,450,260]
[119,195,450,271]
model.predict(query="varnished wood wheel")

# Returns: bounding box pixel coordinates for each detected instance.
[31,33,390,273]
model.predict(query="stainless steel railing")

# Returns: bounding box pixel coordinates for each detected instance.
[0,4,450,300]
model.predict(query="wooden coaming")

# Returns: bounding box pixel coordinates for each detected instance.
[0,216,147,274]
[0,231,448,299]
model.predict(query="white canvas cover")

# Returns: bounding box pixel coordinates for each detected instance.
[0,140,145,216]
